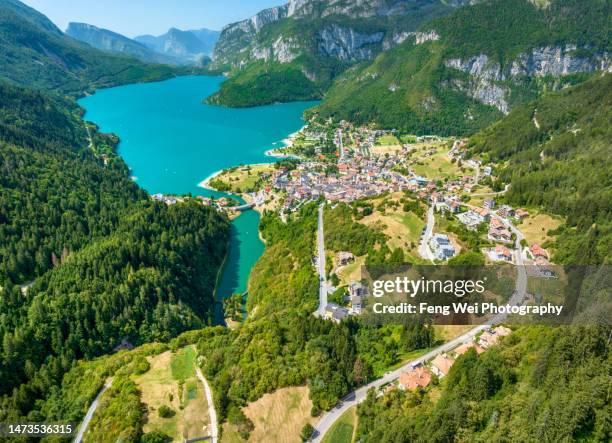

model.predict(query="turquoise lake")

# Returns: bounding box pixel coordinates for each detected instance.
[79,75,316,322]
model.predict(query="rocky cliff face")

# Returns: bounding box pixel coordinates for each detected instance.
[317,25,385,61]
[445,45,611,113]
[212,0,467,68]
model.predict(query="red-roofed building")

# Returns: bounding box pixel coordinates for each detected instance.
[515,208,529,219]
[453,342,484,356]
[399,366,432,390]
[529,244,549,260]
[431,353,455,377]
[495,245,513,262]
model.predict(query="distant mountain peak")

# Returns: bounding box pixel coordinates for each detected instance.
[65,21,179,65]
[134,27,219,64]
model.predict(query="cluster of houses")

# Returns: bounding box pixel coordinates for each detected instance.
[151,193,180,205]
[323,253,368,322]
[454,199,552,266]
[151,193,236,211]
[272,153,420,211]
[398,326,512,390]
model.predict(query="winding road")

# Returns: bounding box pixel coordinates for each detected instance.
[313,209,528,442]
[470,183,511,197]
[73,380,112,443]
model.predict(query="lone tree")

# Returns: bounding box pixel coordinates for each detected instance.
[301,423,315,442]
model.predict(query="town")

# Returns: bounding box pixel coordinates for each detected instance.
[154,119,556,323]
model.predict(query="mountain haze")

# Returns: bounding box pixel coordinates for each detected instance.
[135,27,220,65]
[66,22,180,65]
[0,0,179,94]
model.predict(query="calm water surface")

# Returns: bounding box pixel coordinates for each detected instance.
[79,75,316,322]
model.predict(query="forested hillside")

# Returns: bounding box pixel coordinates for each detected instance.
[315,0,610,135]
[469,73,611,264]
[356,325,610,442]
[0,0,180,94]
[0,26,230,429]
[195,204,435,434]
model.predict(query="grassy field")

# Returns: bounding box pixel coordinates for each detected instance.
[519,212,563,246]
[371,134,402,155]
[359,196,425,257]
[336,255,366,287]
[213,164,275,193]
[376,134,400,146]
[411,148,462,180]
[222,387,314,443]
[136,346,210,442]
[322,407,357,443]
[434,325,475,342]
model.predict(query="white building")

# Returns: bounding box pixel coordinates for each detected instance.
[429,234,456,260]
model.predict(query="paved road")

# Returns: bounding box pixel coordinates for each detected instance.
[337,129,345,162]
[73,380,112,443]
[196,367,219,443]
[313,212,528,442]
[418,205,435,262]
[470,184,510,197]
[316,204,328,316]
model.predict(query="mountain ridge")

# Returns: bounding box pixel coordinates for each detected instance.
[65,22,181,65]
[313,0,610,135]
[207,0,471,106]
[135,27,220,66]
[0,0,181,94]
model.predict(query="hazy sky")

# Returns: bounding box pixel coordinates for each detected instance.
[22,0,284,36]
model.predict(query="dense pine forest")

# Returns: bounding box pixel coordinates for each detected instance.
[0,0,609,441]
[0,81,230,428]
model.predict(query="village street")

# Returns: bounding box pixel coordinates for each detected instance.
[418,205,436,262]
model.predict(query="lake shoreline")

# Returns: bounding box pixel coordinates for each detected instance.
[79,75,313,313]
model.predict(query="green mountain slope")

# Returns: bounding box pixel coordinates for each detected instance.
[469,72,611,264]
[315,0,610,135]
[207,0,470,107]
[0,0,179,94]
[356,325,610,442]
[0,1,231,424]
[0,79,230,423]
